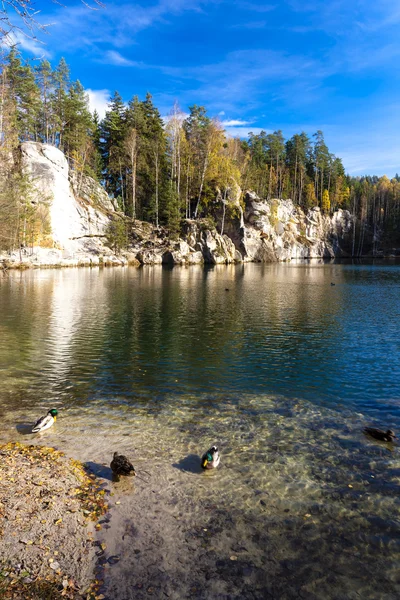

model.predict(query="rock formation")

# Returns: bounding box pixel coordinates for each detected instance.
[1,142,355,268]
[17,142,122,267]
[238,191,354,263]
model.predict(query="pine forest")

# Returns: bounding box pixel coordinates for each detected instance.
[1,49,400,252]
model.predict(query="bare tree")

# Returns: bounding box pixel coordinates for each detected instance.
[125,128,139,221]
[1,0,104,46]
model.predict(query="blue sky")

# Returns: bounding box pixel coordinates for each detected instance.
[14,0,400,175]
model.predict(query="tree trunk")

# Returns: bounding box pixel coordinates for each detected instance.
[268,159,272,200]
[194,155,208,218]
[132,156,137,221]
[221,188,227,236]
[119,158,125,213]
[185,157,190,219]
[154,150,159,228]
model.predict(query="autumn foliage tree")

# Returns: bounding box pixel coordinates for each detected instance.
[1,46,400,253]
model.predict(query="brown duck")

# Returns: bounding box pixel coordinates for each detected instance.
[110,452,136,476]
[363,427,396,442]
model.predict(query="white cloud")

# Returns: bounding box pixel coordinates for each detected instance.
[224,126,267,138]
[86,88,110,119]
[3,31,52,58]
[222,119,252,126]
[104,50,137,66]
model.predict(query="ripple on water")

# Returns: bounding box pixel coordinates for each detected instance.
[2,264,400,597]
[1,394,400,598]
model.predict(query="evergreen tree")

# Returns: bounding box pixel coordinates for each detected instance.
[285,132,310,206]
[90,109,103,179]
[140,93,167,225]
[313,130,330,203]
[5,48,41,141]
[183,105,211,217]
[35,60,53,143]
[265,130,285,198]
[100,91,126,201]
[51,57,70,149]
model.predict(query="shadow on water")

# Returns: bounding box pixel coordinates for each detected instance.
[85,461,139,491]
[85,461,115,481]
[16,422,34,435]
[172,453,203,474]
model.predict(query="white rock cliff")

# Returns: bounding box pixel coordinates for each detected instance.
[18,142,120,266]
[1,142,355,268]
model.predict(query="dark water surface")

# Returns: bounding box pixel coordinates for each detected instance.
[2,262,400,413]
[1,262,400,599]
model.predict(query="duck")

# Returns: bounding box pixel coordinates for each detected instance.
[31,409,58,433]
[201,446,220,469]
[363,427,396,443]
[110,452,136,476]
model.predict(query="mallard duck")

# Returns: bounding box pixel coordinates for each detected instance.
[201,446,220,469]
[31,409,58,433]
[363,427,396,442]
[110,452,136,476]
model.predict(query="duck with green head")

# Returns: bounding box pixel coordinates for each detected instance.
[32,409,58,433]
[201,446,220,469]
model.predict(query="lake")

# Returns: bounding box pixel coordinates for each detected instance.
[1,262,400,599]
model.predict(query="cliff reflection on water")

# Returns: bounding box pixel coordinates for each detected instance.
[1,263,400,598]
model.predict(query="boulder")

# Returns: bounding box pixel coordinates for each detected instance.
[240,227,277,262]
[182,220,239,264]
[136,249,164,265]
[162,240,204,265]
[198,229,238,264]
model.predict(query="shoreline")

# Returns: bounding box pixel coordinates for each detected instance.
[1,254,399,272]
[0,394,400,599]
[0,442,109,600]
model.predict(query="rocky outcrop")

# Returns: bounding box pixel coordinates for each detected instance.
[1,143,355,269]
[4,142,121,267]
[182,221,241,264]
[239,192,354,262]
[162,241,204,266]
[131,221,242,266]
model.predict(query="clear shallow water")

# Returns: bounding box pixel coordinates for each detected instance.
[1,263,400,599]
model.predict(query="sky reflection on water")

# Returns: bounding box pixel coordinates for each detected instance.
[1,262,400,418]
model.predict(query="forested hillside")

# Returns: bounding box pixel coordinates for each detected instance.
[1,49,399,254]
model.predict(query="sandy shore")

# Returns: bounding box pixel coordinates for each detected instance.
[0,443,108,600]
